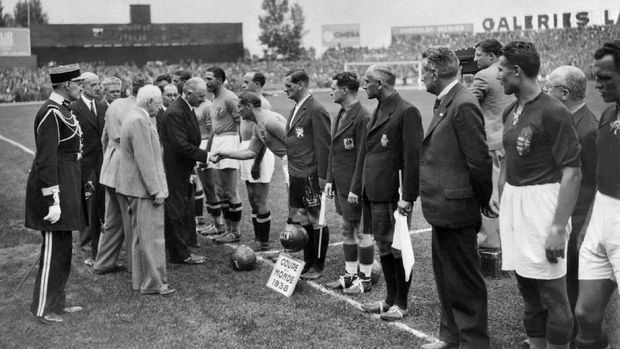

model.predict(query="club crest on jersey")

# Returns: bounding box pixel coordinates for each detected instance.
[295,127,304,138]
[343,138,354,150]
[380,134,389,147]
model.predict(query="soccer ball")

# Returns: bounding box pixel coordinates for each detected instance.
[230,245,257,271]
[279,224,308,252]
[370,260,382,285]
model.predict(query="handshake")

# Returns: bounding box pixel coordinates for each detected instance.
[208,152,223,164]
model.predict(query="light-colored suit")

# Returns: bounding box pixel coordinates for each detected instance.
[118,107,169,293]
[470,62,515,249]
[94,96,136,273]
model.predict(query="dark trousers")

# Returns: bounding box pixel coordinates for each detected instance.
[164,181,195,262]
[88,182,105,258]
[31,231,72,317]
[567,212,588,313]
[432,225,489,348]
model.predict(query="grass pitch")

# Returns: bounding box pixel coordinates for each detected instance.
[1,87,618,348]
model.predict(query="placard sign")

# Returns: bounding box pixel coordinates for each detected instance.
[266,253,305,297]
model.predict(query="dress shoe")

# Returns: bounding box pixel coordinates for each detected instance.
[37,313,63,324]
[300,268,322,280]
[62,306,83,313]
[380,305,408,321]
[141,284,176,295]
[83,258,95,267]
[421,340,458,349]
[94,265,126,275]
[360,300,390,314]
[180,254,206,264]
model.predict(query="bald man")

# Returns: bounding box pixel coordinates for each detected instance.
[70,72,107,264]
[356,64,423,321]
[160,77,208,265]
[546,65,597,339]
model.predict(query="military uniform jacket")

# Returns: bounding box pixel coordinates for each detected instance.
[70,97,107,183]
[352,92,423,203]
[326,101,371,197]
[25,92,86,231]
[285,95,331,179]
[420,83,492,228]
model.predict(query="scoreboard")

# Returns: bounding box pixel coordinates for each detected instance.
[30,23,244,65]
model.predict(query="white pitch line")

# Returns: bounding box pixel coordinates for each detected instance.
[259,227,433,254]
[0,134,34,155]
[251,250,439,343]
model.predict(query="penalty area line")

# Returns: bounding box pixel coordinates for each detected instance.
[0,134,34,155]
[230,242,439,344]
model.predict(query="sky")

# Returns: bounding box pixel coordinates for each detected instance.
[2,0,618,55]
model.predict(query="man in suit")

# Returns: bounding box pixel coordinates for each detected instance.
[283,70,331,280]
[25,64,85,324]
[498,42,581,349]
[160,77,208,264]
[156,84,178,134]
[419,47,493,349]
[101,77,122,106]
[470,39,515,249]
[545,65,598,329]
[94,74,150,274]
[324,72,374,293]
[117,85,175,295]
[574,40,620,349]
[356,64,423,320]
[70,72,107,266]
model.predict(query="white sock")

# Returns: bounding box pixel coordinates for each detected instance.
[345,261,357,275]
[359,263,373,278]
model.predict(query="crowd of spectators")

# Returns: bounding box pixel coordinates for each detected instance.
[1,25,618,103]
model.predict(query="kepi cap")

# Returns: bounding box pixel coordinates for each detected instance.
[49,64,81,84]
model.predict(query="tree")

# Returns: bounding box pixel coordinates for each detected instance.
[13,0,48,27]
[258,0,306,60]
[0,0,14,27]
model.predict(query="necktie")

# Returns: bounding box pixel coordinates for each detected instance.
[433,98,441,112]
[336,109,346,133]
[91,100,96,117]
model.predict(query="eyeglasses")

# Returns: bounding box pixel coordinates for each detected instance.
[543,83,568,93]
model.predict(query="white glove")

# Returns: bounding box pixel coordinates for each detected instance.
[44,205,61,224]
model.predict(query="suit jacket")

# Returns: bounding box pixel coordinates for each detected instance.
[70,97,107,183]
[470,63,515,151]
[352,92,423,203]
[326,101,371,196]
[116,107,168,199]
[160,97,208,188]
[100,96,136,189]
[420,83,492,228]
[285,95,331,179]
[572,104,598,216]
[155,106,165,135]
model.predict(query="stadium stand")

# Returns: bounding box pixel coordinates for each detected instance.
[0,25,618,103]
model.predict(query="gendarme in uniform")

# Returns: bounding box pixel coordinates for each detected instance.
[25,64,86,323]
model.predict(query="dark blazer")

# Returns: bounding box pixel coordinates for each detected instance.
[326,101,371,196]
[420,83,492,228]
[285,95,331,179]
[160,97,208,187]
[352,92,423,203]
[70,97,107,183]
[572,104,598,216]
[155,106,165,135]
